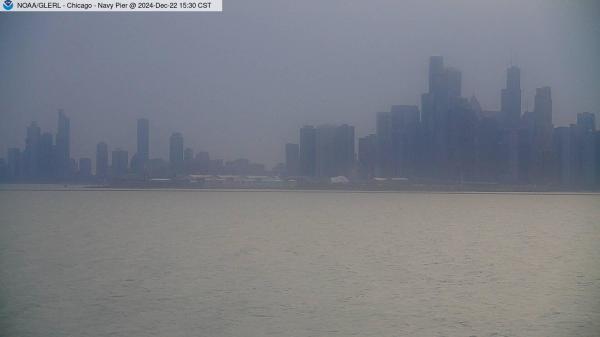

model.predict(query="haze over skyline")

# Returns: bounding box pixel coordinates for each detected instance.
[1,0,599,166]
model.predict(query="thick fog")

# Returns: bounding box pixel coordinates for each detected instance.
[1,0,599,167]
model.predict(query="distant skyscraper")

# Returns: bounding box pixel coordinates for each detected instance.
[530,87,554,183]
[428,56,445,95]
[285,143,299,176]
[358,134,376,179]
[111,148,129,177]
[184,147,193,161]
[96,142,109,179]
[421,56,466,177]
[299,125,317,177]
[7,148,21,180]
[376,105,420,177]
[498,66,523,182]
[534,87,553,130]
[445,67,462,98]
[55,110,70,179]
[501,66,522,128]
[315,124,354,178]
[169,132,184,172]
[554,126,573,185]
[39,132,54,179]
[576,112,597,186]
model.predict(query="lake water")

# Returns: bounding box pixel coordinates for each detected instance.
[1,188,599,336]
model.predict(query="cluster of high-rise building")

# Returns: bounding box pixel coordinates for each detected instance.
[0,116,268,183]
[0,110,84,182]
[1,56,599,189]
[284,56,599,189]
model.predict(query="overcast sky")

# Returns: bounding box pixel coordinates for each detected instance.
[1,0,599,167]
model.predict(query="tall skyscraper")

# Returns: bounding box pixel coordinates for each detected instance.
[421,56,465,177]
[96,142,109,179]
[497,66,523,182]
[184,148,193,161]
[358,134,376,179]
[285,143,299,176]
[530,87,554,183]
[534,87,553,128]
[445,67,462,98]
[169,132,184,172]
[299,125,317,177]
[39,132,54,179]
[111,148,129,177]
[554,126,572,185]
[315,124,354,178]
[501,66,522,128]
[7,148,21,180]
[376,105,420,178]
[55,109,70,179]
[576,112,597,187]
[428,56,445,95]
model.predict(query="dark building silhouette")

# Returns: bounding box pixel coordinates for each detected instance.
[169,132,184,173]
[576,112,597,186]
[96,142,109,179]
[285,143,299,176]
[184,147,194,173]
[39,132,55,180]
[7,148,21,180]
[498,66,522,182]
[131,118,150,175]
[2,55,598,189]
[529,87,554,183]
[376,105,419,178]
[358,134,376,179]
[184,148,193,161]
[137,118,150,162]
[501,66,522,129]
[0,158,6,181]
[111,148,128,177]
[55,109,70,179]
[421,56,468,179]
[315,124,354,178]
[299,125,317,177]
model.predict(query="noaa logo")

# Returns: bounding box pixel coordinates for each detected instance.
[3,0,13,10]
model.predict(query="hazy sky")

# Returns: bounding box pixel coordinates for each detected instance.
[1,0,599,167]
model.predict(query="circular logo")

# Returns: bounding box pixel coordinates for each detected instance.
[3,0,13,10]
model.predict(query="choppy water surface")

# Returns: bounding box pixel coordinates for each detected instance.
[1,189,599,337]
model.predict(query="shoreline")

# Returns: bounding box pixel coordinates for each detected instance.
[1,183,599,195]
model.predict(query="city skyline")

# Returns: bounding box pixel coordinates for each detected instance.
[2,56,599,190]
[1,58,599,172]
[1,61,597,168]
[1,1,599,166]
